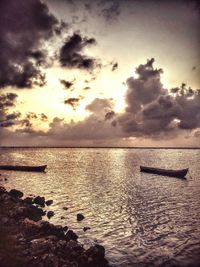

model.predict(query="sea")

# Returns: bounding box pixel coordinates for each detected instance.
[0,147,200,267]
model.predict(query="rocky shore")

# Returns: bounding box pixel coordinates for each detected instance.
[0,186,110,267]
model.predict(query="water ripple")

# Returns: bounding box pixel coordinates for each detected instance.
[0,148,200,267]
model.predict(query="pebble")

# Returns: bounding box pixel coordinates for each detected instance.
[45,199,53,206]
[33,196,45,207]
[77,213,85,221]
[83,227,91,232]
[47,211,55,219]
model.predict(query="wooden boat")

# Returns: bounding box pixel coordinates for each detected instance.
[140,166,188,178]
[0,165,47,172]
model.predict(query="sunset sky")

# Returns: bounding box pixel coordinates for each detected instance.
[0,0,199,147]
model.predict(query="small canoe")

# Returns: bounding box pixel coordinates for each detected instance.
[0,165,47,172]
[140,166,188,178]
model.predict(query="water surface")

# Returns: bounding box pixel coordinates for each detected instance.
[0,148,200,267]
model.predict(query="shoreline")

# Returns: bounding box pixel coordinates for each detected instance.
[0,186,110,267]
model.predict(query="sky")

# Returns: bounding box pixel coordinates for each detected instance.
[0,0,200,147]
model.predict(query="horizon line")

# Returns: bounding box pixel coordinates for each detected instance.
[0,146,200,149]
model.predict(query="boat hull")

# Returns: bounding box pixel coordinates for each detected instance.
[140,166,188,178]
[0,165,47,172]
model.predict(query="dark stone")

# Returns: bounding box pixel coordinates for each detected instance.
[77,213,85,221]
[4,178,7,181]
[33,196,45,207]
[24,197,33,205]
[14,205,45,221]
[45,199,53,206]
[63,226,68,232]
[47,211,55,219]
[65,230,78,241]
[63,207,68,210]
[85,244,107,265]
[39,221,65,238]
[83,227,91,232]
[9,189,23,198]
[61,216,65,219]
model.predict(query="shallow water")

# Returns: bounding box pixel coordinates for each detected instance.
[0,148,200,267]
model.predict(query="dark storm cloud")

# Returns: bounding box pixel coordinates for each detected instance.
[60,33,98,70]
[0,0,62,88]
[118,59,200,137]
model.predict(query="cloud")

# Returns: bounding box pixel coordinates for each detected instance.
[1,58,199,147]
[112,62,118,71]
[99,0,121,21]
[59,33,99,70]
[0,93,18,109]
[83,86,91,90]
[55,0,121,21]
[0,0,62,89]
[105,111,115,121]
[64,97,81,110]
[86,98,114,116]
[0,93,20,128]
[118,58,200,137]
[40,113,48,121]
[60,79,74,89]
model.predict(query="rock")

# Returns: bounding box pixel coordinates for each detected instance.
[13,205,45,221]
[4,178,7,181]
[0,187,109,267]
[30,238,55,255]
[63,226,68,232]
[33,196,45,207]
[22,218,42,236]
[45,199,53,206]
[83,227,91,232]
[77,213,85,221]
[47,211,54,219]
[39,221,65,238]
[9,189,23,198]
[1,216,9,224]
[85,244,107,264]
[63,207,68,210]
[65,230,78,241]
[42,253,59,267]
[24,197,33,205]
[61,216,65,220]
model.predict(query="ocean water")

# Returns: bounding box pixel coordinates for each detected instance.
[0,148,200,267]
